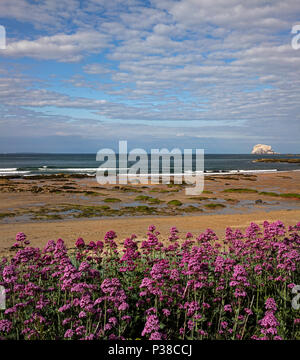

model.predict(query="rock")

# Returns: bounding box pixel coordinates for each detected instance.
[251,144,278,155]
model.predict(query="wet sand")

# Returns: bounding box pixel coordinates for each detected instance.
[0,170,300,253]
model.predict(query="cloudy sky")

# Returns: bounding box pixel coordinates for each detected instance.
[0,0,299,153]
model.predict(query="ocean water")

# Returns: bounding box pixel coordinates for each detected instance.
[0,153,299,177]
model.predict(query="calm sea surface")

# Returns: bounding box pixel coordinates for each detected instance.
[0,153,299,177]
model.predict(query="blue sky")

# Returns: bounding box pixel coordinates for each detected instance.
[0,0,300,153]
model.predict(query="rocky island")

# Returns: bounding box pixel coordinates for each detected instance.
[251,144,278,155]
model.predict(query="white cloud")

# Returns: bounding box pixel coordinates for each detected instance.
[4,31,109,62]
[83,63,112,74]
[0,0,81,31]
[0,0,300,151]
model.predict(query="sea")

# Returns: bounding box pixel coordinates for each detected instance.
[0,153,299,177]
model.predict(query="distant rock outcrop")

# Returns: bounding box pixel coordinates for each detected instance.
[251,144,278,155]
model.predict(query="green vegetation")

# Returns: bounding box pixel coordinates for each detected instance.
[218,176,239,181]
[103,198,121,203]
[204,203,226,209]
[147,197,162,204]
[184,205,202,213]
[83,191,105,196]
[30,186,43,193]
[135,205,155,213]
[223,188,258,194]
[0,212,16,219]
[258,191,279,197]
[44,214,63,220]
[258,192,300,199]
[119,186,142,193]
[135,195,162,204]
[135,195,151,201]
[167,200,183,206]
[189,196,209,201]
[149,188,179,193]
[60,185,77,190]
[253,158,300,163]
[225,198,240,203]
[279,193,300,199]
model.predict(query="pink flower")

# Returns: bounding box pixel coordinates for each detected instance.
[16,232,26,243]
[148,225,156,232]
[75,238,85,249]
[149,331,162,340]
[79,311,86,319]
[142,315,160,337]
[64,329,74,338]
[265,298,277,312]
[224,304,232,313]
[0,320,12,333]
[221,321,228,329]
[118,302,129,311]
[162,309,171,317]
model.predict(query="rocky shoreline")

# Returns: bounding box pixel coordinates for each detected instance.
[253,158,300,163]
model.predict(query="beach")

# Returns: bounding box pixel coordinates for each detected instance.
[1,208,300,252]
[1,170,300,254]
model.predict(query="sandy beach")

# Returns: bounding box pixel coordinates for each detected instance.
[0,170,300,253]
[1,208,300,252]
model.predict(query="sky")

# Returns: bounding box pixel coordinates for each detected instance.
[0,0,300,153]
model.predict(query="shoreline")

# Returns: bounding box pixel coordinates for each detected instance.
[1,168,300,179]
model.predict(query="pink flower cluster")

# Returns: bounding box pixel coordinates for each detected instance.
[0,220,299,340]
